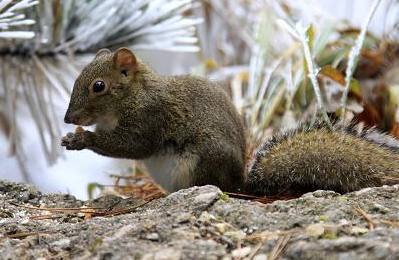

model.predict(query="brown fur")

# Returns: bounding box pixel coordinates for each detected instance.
[62,47,399,196]
[62,48,246,192]
[246,122,399,195]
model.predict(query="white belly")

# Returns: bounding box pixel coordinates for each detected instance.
[143,154,178,192]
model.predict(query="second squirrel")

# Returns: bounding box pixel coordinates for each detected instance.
[61,48,399,196]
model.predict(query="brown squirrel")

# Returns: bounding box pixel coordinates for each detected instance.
[61,47,399,196]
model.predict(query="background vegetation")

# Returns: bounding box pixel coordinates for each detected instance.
[0,0,398,199]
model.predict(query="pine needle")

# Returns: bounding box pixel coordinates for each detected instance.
[353,205,376,230]
[268,234,291,260]
[341,0,382,117]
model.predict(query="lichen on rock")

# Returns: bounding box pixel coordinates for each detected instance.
[1,180,399,259]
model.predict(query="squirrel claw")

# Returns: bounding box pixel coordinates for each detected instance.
[61,132,86,150]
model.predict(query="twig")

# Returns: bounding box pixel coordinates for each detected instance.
[380,220,399,228]
[225,192,262,200]
[102,200,152,217]
[3,232,47,240]
[248,242,264,260]
[10,202,102,213]
[111,172,168,201]
[17,199,152,219]
[110,174,153,180]
[269,234,291,260]
[225,192,300,204]
[353,205,376,230]
[29,214,65,220]
[143,190,166,200]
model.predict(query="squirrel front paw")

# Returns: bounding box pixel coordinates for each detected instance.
[61,131,90,150]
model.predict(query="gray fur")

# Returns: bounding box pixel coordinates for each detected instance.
[61,48,246,192]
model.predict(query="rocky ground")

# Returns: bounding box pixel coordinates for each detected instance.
[0,180,399,259]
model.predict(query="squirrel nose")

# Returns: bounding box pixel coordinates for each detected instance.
[64,110,78,124]
[64,113,73,124]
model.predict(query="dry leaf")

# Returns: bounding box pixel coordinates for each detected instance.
[319,65,345,85]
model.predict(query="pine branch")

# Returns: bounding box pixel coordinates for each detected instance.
[0,0,37,39]
[0,0,201,180]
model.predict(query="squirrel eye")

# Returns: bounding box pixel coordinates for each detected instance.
[92,80,106,93]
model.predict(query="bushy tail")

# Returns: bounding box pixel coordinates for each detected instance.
[244,121,399,196]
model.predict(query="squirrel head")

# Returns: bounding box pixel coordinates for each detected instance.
[64,47,140,126]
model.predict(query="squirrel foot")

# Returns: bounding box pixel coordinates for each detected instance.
[61,131,90,150]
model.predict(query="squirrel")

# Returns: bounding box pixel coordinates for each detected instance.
[61,47,399,196]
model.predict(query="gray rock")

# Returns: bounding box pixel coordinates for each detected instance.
[0,180,399,259]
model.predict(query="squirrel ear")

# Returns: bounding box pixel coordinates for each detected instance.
[95,48,111,59]
[113,47,137,72]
